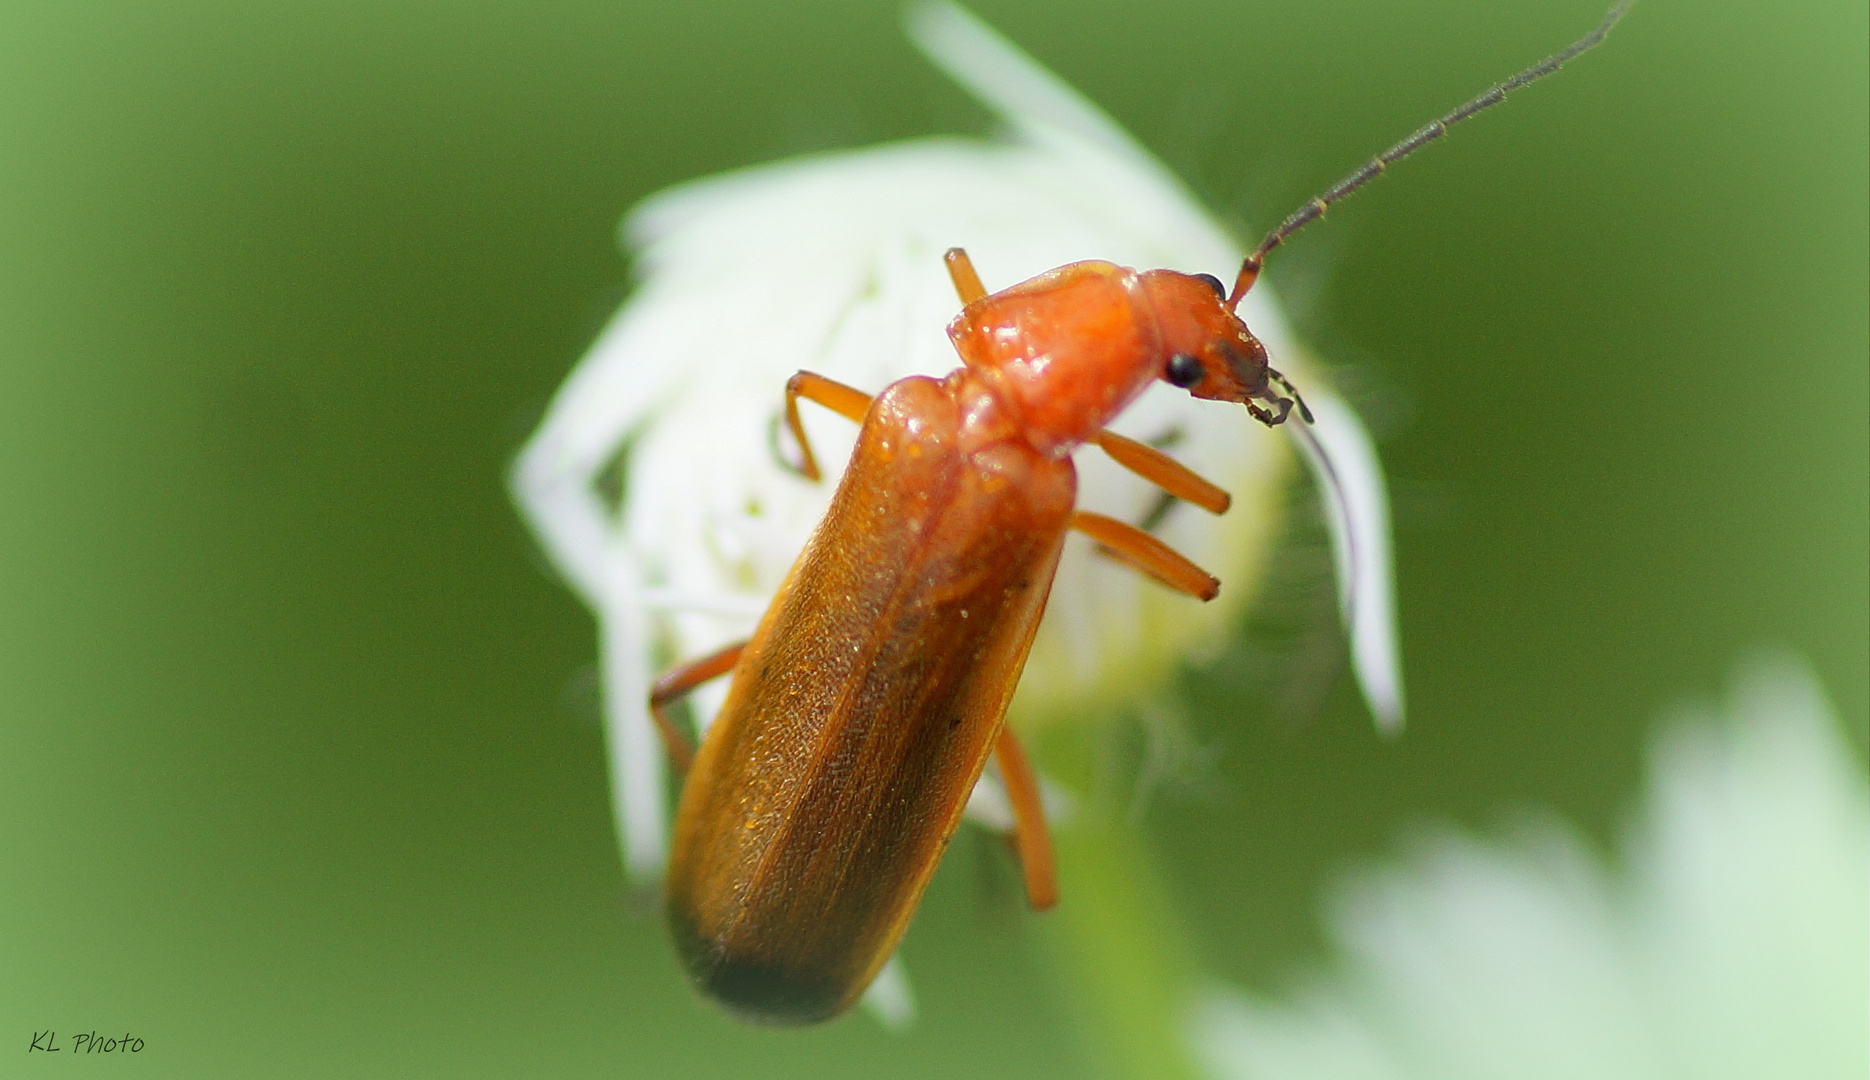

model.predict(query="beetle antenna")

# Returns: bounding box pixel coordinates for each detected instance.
[1226,0,1631,307]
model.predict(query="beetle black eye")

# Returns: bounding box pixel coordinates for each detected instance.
[1194,273,1226,299]
[1165,353,1204,389]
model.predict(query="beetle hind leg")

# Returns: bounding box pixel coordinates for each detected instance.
[994,725,1058,911]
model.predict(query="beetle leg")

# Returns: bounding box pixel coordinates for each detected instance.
[943,247,988,305]
[783,371,874,482]
[648,640,747,776]
[1071,510,1221,601]
[993,724,1058,911]
[1094,429,1232,515]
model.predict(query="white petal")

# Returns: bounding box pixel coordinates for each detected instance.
[1192,983,1410,1080]
[1630,653,1869,1079]
[511,1,1404,881]
[1187,656,1868,1079]
[963,770,1015,833]
[1288,393,1405,732]
[909,1,1170,176]
[1324,827,1669,1079]
[860,955,918,1031]
[594,555,667,879]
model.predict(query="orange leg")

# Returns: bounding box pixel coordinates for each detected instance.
[1071,510,1220,601]
[994,724,1058,911]
[648,640,747,776]
[1094,430,1232,515]
[944,247,988,305]
[783,371,873,482]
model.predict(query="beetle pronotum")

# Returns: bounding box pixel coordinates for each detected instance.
[638,1,1630,1026]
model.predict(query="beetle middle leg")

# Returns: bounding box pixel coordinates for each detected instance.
[649,640,747,775]
[1071,510,1221,601]
[993,724,1058,911]
[782,371,873,482]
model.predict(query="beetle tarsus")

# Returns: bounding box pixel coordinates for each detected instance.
[769,411,818,481]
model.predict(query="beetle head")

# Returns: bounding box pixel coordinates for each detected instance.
[1135,269,1310,427]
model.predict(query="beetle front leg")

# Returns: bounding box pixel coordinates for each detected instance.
[782,371,874,482]
[1094,429,1232,515]
[943,247,988,305]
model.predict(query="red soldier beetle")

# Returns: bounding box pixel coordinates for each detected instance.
[646,1,1630,1026]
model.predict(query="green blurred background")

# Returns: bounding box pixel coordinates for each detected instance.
[2,0,1862,1076]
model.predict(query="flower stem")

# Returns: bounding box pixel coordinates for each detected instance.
[1036,735,1207,1080]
